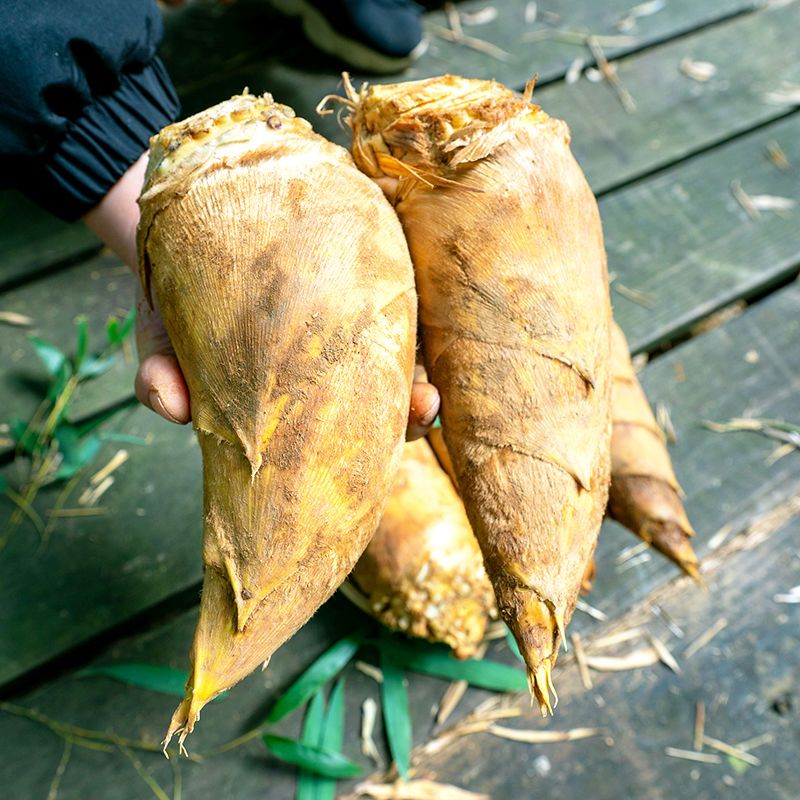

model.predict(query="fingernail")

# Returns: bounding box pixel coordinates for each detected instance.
[149,389,182,425]
[417,401,439,427]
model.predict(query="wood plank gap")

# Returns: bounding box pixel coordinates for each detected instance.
[594,107,800,201]
[635,258,800,362]
[0,243,103,296]
[0,580,202,699]
[531,2,764,92]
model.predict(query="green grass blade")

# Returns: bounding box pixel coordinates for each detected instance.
[262,735,362,780]
[376,638,527,692]
[267,631,364,722]
[75,316,89,369]
[29,336,67,377]
[297,690,326,800]
[380,650,411,780]
[117,306,137,343]
[316,679,347,800]
[77,663,189,697]
[77,354,116,380]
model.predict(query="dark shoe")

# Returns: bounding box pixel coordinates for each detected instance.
[272,0,427,73]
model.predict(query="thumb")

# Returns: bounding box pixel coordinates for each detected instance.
[134,285,191,425]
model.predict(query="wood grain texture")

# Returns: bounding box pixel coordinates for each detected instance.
[0,195,99,292]
[2,117,798,684]
[534,0,800,194]
[605,113,800,353]
[2,4,800,792]
[2,282,799,799]
[2,115,799,689]
[404,508,800,800]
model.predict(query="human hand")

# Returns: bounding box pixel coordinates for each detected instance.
[85,154,440,438]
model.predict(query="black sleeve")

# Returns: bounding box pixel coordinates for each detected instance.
[0,0,180,221]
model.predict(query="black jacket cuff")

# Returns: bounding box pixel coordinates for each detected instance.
[24,57,180,222]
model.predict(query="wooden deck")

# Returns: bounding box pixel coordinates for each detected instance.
[1,1,799,797]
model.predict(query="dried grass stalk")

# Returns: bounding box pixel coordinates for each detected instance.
[488,725,604,743]
[665,747,721,764]
[584,648,659,672]
[353,779,490,800]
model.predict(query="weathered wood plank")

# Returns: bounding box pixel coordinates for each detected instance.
[0,255,137,428]
[401,505,800,800]
[538,0,800,194]
[416,0,757,88]
[583,281,800,621]
[2,273,799,727]
[0,409,201,684]
[228,0,800,180]
[1,415,797,798]
[2,0,800,747]
[0,195,100,292]
[605,112,800,353]
[167,0,762,112]
[0,0,758,289]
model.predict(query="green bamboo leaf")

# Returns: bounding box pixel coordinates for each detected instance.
[505,625,524,663]
[75,396,139,437]
[106,317,120,346]
[321,678,346,751]
[106,307,136,347]
[316,679,347,800]
[380,650,411,780]
[297,691,326,800]
[267,630,364,722]
[77,663,189,697]
[52,431,101,482]
[376,638,527,692]
[117,306,136,343]
[262,735,362,780]
[53,422,79,451]
[75,316,89,369]
[29,336,67,376]
[77,354,116,380]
